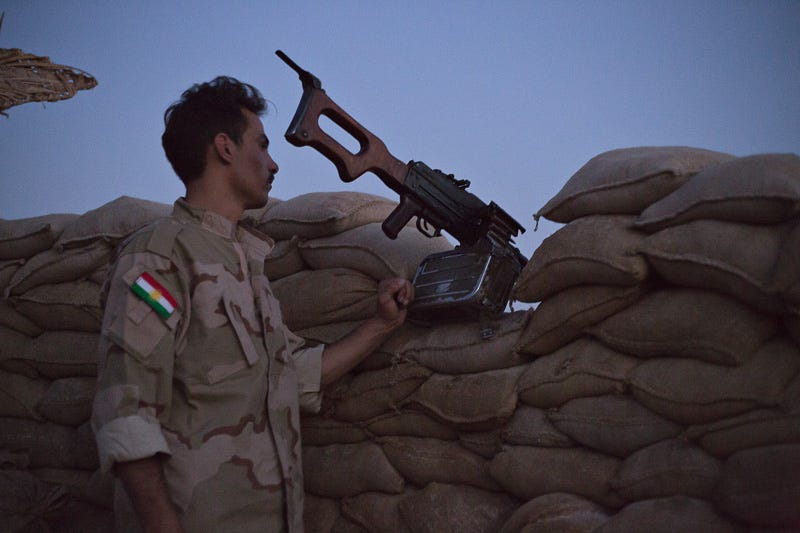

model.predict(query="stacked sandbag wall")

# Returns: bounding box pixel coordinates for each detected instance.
[509,148,800,531]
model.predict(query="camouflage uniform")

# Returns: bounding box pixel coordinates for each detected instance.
[91,199,323,532]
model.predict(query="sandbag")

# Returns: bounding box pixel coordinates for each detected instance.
[271,268,377,330]
[2,331,100,380]
[610,439,721,502]
[0,469,69,532]
[501,405,574,448]
[0,325,39,378]
[263,236,307,281]
[0,258,23,287]
[586,288,778,366]
[36,376,96,427]
[0,417,97,469]
[302,442,404,498]
[771,218,800,308]
[638,219,789,313]
[536,146,735,223]
[299,415,369,446]
[299,222,453,281]
[685,408,800,458]
[342,491,410,533]
[629,337,800,424]
[594,496,744,533]
[548,395,682,458]
[380,436,500,491]
[498,493,611,533]
[490,446,622,507]
[513,215,648,303]
[398,482,518,533]
[12,280,103,332]
[5,239,113,296]
[377,310,531,374]
[0,213,78,259]
[403,366,526,431]
[257,191,399,240]
[517,284,645,356]
[517,337,639,408]
[365,410,459,441]
[31,467,114,509]
[0,368,49,420]
[713,444,800,528]
[325,361,432,422]
[0,300,44,337]
[302,494,340,533]
[55,196,171,250]
[636,153,800,232]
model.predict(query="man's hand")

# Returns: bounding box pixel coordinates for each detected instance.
[375,277,415,327]
[320,277,414,386]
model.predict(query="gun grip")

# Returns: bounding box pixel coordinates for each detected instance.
[382,196,422,239]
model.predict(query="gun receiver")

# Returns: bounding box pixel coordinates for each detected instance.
[276,50,528,324]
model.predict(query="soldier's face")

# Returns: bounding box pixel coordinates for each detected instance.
[231,110,279,210]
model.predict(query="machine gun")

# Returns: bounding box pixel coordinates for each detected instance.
[276,50,527,326]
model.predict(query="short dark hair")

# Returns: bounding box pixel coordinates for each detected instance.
[161,76,266,184]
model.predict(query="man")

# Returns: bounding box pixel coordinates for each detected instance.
[91,76,413,532]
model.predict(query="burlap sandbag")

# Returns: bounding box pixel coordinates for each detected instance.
[498,493,611,533]
[610,439,721,502]
[377,311,531,374]
[0,469,69,532]
[548,395,682,458]
[685,408,800,458]
[0,417,97,469]
[638,219,789,313]
[5,240,113,296]
[342,490,411,533]
[257,191,399,240]
[0,300,43,337]
[263,236,307,281]
[36,376,96,427]
[302,494,340,533]
[586,288,779,366]
[713,444,800,528]
[636,153,800,232]
[771,218,800,309]
[365,410,459,441]
[31,467,114,510]
[398,482,518,533]
[0,213,78,259]
[457,430,504,459]
[17,331,99,380]
[325,361,432,422]
[536,146,735,223]
[594,496,744,533]
[382,436,500,491]
[513,215,649,303]
[501,405,574,448]
[517,284,645,356]
[302,442,404,498]
[0,259,23,288]
[299,415,369,446]
[13,280,103,332]
[629,337,800,425]
[0,368,48,420]
[55,196,171,250]
[299,222,453,281]
[490,445,622,507]
[240,196,283,225]
[271,268,377,330]
[403,365,526,431]
[518,337,639,408]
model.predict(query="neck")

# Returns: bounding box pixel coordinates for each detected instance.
[184,177,243,223]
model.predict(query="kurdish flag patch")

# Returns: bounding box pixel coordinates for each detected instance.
[131,272,178,319]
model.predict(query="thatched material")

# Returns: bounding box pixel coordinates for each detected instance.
[0,47,97,114]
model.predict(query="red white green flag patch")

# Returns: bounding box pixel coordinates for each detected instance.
[131,272,178,319]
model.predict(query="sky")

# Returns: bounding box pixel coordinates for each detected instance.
[1,1,798,258]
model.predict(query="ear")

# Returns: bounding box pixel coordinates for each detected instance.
[212,133,236,164]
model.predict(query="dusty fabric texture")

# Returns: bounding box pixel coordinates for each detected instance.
[635,152,800,232]
[91,200,323,532]
[593,496,744,533]
[514,214,649,303]
[498,493,611,533]
[0,213,78,259]
[536,146,735,223]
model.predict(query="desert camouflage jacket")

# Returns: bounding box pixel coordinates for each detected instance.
[91,199,323,532]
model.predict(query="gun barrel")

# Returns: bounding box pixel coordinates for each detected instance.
[275,50,322,89]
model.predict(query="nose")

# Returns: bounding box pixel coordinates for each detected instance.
[268,154,279,175]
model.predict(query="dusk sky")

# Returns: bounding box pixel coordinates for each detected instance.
[1,1,798,256]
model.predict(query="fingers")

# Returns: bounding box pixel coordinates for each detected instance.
[379,278,414,311]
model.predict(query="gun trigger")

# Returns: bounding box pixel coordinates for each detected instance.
[416,218,439,238]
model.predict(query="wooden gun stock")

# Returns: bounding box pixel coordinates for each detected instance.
[276,50,408,193]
